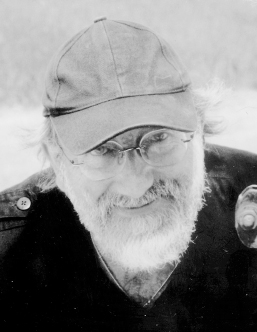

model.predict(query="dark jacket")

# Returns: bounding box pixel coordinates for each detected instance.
[1,144,257,332]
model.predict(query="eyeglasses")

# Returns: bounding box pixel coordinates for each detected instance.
[58,128,194,181]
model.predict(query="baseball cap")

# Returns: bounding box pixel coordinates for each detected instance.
[43,17,197,155]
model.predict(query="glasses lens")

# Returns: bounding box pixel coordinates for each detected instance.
[81,141,125,180]
[140,130,188,166]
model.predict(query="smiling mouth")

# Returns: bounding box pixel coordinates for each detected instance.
[113,198,171,217]
[126,200,155,209]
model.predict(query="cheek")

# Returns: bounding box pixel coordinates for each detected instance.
[66,165,112,203]
[154,149,194,180]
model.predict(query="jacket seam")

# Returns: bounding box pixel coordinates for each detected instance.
[0,219,27,232]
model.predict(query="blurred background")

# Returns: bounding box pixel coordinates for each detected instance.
[0,0,257,190]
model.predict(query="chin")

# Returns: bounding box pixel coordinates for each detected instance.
[91,196,200,272]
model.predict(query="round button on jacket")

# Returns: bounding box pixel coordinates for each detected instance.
[17,197,31,211]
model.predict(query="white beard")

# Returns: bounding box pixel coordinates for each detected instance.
[56,134,207,273]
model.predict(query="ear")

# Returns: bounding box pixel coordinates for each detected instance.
[43,143,58,172]
[43,143,66,191]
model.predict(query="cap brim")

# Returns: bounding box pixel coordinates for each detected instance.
[51,92,197,155]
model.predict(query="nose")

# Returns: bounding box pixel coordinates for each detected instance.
[112,151,154,198]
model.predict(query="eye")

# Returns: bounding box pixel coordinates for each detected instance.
[90,145,109,156]
[83,142,122,170]
[141,130,183,155]
[151,132,168,142]
[143,131,169,147]
[89,142,121,156]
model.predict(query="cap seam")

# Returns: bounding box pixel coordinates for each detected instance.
[45,86,187,115]
[114,21,185,89]
[102,21,123,96]
[49,89,186,115]
[53,27,91,108]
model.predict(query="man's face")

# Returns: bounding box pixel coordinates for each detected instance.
[53,126,207,272]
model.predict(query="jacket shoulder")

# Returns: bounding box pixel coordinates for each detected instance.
[205,144,257,183]
[1,175,39,219]
[0,170,50,220]
[0,170,53,257]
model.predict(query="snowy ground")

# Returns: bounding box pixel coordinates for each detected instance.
[0,90,257,191]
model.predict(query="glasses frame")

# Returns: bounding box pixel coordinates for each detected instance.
[57,128,195,168]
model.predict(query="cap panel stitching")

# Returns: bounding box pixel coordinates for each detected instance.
[102,21,123,96]
[50,21,188,112]
[113,21,185,89]
[53,60,60,109]
[53,27,91,109]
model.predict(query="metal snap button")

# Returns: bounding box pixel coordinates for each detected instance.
[17,197,31,211]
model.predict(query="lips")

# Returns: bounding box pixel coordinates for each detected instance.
[112,198,171,217]
[125,200,156,209]
[115,199,156,209]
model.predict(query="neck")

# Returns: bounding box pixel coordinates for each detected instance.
[109,259,177,306]
[92,237,177,306]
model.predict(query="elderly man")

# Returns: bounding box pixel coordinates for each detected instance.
[1,18,257,331]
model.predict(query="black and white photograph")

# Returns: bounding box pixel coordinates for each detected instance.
[1,0,257,330]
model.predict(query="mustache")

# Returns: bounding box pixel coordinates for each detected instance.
[98,178,187,209]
